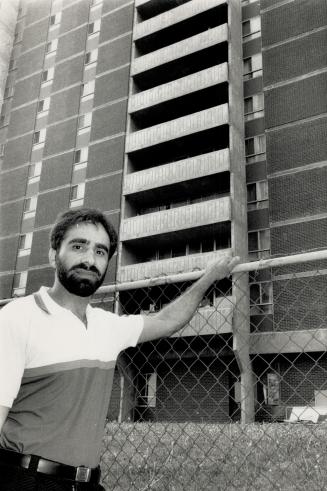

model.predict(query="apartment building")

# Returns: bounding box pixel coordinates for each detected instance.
[0,0,326,422]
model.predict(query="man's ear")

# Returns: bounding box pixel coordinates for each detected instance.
[49,248,56,269]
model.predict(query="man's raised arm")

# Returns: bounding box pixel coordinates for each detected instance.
[138,255,240,343]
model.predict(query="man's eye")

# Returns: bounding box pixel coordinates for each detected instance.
[72,244,82,250]
[96,250,106,256]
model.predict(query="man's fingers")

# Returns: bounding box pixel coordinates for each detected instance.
[228,256,240,270]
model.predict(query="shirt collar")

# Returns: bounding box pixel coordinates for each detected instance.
[36,286,92,318]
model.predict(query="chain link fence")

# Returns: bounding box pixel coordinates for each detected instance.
[94,250,327,490]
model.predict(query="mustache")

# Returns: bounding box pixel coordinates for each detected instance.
[70,263,101,277]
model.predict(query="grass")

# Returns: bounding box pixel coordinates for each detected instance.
[99,422,327,490]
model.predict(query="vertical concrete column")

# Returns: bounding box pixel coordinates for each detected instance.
[228,0,255,422]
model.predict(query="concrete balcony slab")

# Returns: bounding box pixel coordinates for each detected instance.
[119,248,232,282]
[131,23,228,76]
[172,296,234,337]
[123,149,230,196]
[120,196,231,241]
[126,103,229,153]
[134,0,226,41]
[129,63,228,114]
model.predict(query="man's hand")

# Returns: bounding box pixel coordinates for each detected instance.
[203,255,240,284]
[139,254,242,343]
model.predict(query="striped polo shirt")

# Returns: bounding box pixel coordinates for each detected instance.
[0,287,144,468]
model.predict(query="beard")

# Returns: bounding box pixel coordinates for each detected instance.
[55,256,106,297]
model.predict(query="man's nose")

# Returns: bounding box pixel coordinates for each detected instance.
[83,248,96,266]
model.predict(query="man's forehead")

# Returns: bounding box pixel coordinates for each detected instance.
[64,222,110,245]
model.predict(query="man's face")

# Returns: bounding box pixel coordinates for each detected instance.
[53,222,110,297]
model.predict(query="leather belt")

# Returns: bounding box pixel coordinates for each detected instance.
[0,448,101,483]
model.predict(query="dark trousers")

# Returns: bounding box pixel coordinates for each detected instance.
[0,463,106,491]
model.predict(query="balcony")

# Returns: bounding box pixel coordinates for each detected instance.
[134,0,226,42]
[119,248,232,282]
[172,296,234,337]
[129,63,228,114]
[123,149,230,196]
[131,24,228,77]
[126,103,229,153]
[120,196,231,241]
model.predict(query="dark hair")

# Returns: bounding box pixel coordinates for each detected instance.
[50,208,118,259]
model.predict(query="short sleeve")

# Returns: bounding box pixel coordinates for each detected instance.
[116,314,144,352]
[0,302,28,407]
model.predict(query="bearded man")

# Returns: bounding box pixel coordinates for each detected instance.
[0,207,239,490]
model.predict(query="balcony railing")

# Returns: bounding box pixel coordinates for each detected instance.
[131,23,228,76]
[126,103,229,153]
[119,249,232,282]
[123,148,230,195]
[123,149,230,196]
[129,63,228,114]
[134,0,226,42]
[172,296,234,337]
[120,196,231,241]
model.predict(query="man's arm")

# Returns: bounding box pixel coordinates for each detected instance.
[138,255,240,343]
[0,405,9,433]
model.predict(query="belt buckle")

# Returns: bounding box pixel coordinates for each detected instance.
[75,466,92,482]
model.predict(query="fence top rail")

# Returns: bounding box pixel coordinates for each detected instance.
[99,248,327,293]
[1,249,327,305]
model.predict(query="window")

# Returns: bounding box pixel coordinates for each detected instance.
[45,39,58,54]
[242,21,251,37]
[28,162,42,182]
[18,233,33,257]
[245,138,254,156]
[70,185,78,201]
[248,229,270,260]
[33,129,46,145]
[78,113,92,129]
[33,132,40,144]
[37,98,50,114]
[12,271,28,296]
[70,183,85,207]
[24,196,37,213]
[74,147,88,164]
[245,135,266,162]
[244,97,253,114]
[49,12,61,26]
[41,67,54,83]
[88,20,101,35]
[247,180,268,203]
[250,282,273,314]
[81,80,95,97]
[247,181,268,211]
[242,16,261,40]
[243,53,262,80]
[0,143,4,157]
[37,100,44,113]
[84,49,98,65]
[244,94,264,121]
[0,116,5,127]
